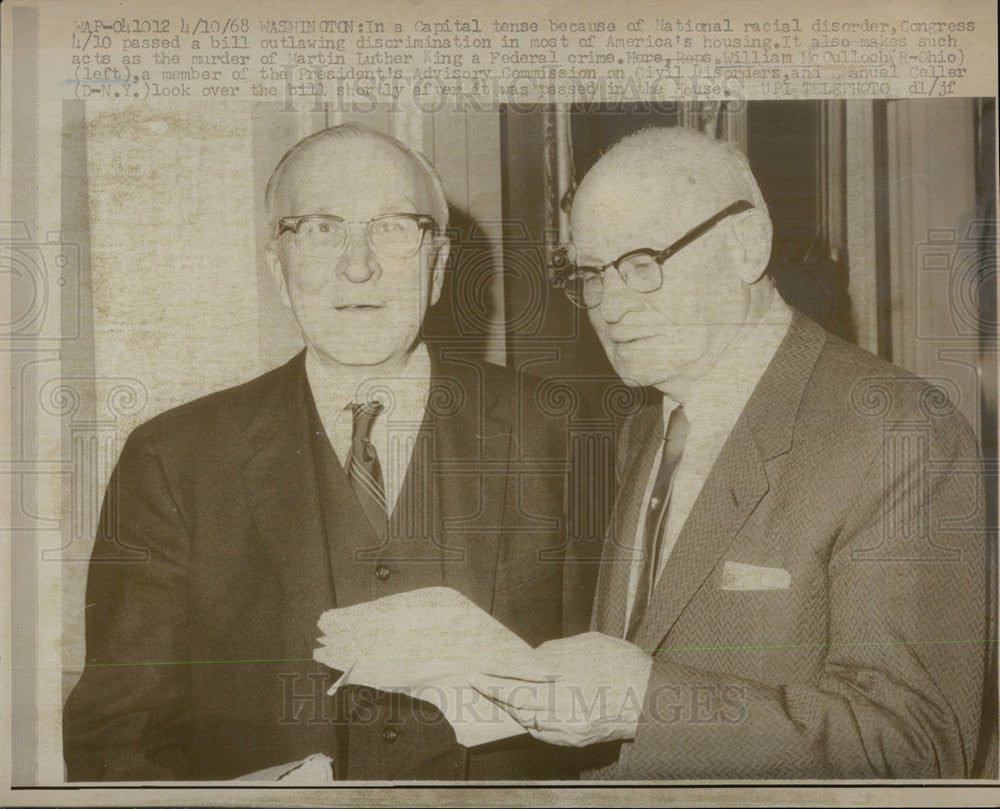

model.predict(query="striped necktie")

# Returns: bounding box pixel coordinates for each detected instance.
[627,405,691,641]
[347,401,386,538]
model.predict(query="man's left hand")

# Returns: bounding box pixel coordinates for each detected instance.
[467,632,653,747]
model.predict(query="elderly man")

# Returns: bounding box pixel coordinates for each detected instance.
[472,127,992,778]
[63,124,594,781]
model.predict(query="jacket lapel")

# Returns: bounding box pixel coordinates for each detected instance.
[436,356,509,614]
[633,311,828,653]
[240,351,336,651]
[592,398,663,638]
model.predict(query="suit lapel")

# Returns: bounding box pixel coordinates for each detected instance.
[436,356,509,614]
[592,398,663,638]
[240,351,336,650]
[633,310,829,653]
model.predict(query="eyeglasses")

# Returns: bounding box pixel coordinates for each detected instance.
[552,200,754,309]
[277,213,438,261]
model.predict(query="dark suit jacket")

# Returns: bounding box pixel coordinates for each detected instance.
[63,349,598,781]
[589,312,993,779]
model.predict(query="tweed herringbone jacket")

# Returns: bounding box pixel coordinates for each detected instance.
[590,312,993,779]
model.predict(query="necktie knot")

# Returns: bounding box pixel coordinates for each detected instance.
[350,400,384,443]
[665,405,690,446]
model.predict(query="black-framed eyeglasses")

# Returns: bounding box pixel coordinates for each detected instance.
[552,200,754,309]
[277,213,438,261]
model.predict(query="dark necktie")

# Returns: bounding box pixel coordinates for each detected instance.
[627,405,691,641]
[347,401,386,538]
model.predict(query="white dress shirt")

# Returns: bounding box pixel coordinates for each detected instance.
[305,343,431,515]
[623,293,793,629]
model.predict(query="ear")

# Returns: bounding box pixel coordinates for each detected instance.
[428,236,449,307]
[266,242,293,309]
[729,209,772,286]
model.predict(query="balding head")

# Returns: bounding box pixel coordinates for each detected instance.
[585,126,765,206]
[572,127,768,266]
[569,126,776,400]
[264,123,449,240]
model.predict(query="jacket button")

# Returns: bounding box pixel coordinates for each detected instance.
[374,565,391,580]
[382,727,398,743]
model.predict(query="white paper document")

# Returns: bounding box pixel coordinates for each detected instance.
[313,587,533,747]
[234,753,334,783]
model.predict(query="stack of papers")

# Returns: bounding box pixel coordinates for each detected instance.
[313,587,532,746]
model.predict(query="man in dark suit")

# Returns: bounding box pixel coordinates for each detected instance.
[63,124,596,781]
[471,127,994,778]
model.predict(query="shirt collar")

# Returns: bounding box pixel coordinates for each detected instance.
[305,342,432,423]
[664,291,792,437]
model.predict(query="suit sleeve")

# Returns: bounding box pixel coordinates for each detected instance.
[619,418,990,779]
[63,430,194,780]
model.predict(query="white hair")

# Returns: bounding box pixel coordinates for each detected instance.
[264,123,449,238]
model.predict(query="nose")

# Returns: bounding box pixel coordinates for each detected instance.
[596,266,641,323]
[335,224,381,284]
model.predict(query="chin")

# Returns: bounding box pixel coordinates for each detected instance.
[607,352,657,387]
[306,322,417,368]
[610,357,681,389]
[608,363,657,388]
[326,351,395,367]
[307,339,394,368]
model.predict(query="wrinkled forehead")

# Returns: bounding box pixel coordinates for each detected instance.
[570,147,744,262]
[276,139,432,216]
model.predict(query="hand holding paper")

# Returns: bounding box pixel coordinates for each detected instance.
[313,587,534,747]
[468,632,653,747]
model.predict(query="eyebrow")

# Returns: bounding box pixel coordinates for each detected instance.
[289,198,420,217]
[379,198,419,212]
[571,242,619,266]
[574,253,604,267]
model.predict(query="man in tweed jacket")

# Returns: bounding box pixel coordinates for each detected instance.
[471,127,993,778]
